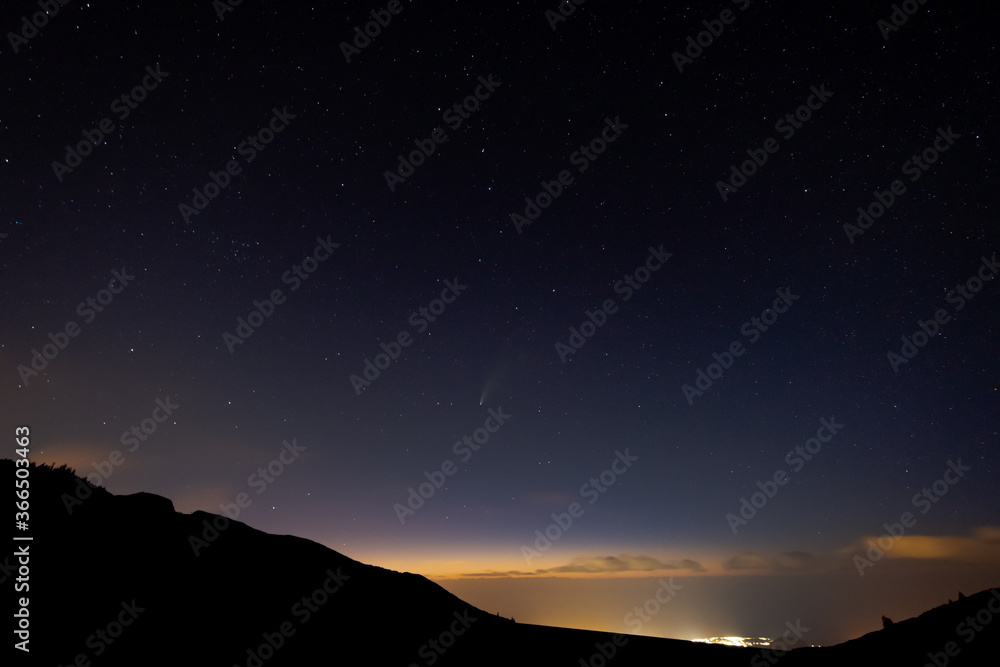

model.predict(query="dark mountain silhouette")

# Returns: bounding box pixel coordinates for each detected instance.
[4,460,997,666]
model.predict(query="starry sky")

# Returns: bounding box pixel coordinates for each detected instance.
[3,0,999,646]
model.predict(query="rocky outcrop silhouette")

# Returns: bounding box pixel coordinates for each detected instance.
[5,460,997,666]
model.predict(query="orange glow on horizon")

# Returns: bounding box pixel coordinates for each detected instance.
[331,547,777,581]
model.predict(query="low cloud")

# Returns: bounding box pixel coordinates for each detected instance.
[549,554,706,574]
[462,553,706,578]
[843,526,1000,565]
[724,550,825,572]
[724,552,770,571]
[773,550,821,571]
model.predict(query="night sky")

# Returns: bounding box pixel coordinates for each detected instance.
[4,0,999,646]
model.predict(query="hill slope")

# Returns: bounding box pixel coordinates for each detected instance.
[4,461,997,666]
